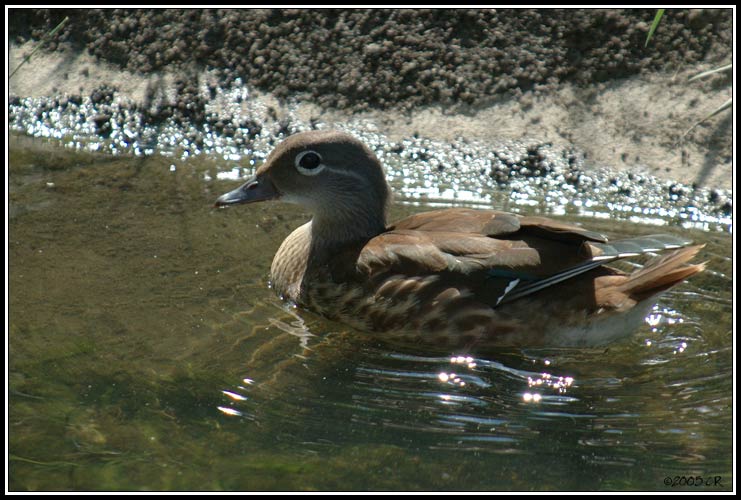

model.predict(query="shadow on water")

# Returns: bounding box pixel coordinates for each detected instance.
[8,136,733,491]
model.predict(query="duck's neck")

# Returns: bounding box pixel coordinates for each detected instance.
[270,204,386,302]
[309,205,387,260]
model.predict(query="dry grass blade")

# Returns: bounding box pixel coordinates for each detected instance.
[684,98,733,137]
[687,63,732,82]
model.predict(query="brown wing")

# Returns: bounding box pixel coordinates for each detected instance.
[351,208,693,308]
[391,208,522,236]
[345,209,604,310]
[368,208,607,278]
[356,229,541,276]
[391,208,609,243]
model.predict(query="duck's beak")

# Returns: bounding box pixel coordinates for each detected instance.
[214,175,279,207]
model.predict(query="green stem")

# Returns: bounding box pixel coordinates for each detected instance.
[645,9,665,47]
[10,16,69,79]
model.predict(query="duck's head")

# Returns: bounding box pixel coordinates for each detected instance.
[215,130,391,238]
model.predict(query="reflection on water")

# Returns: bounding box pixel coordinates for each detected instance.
[8,137,733,491]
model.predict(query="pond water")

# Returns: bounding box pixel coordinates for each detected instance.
[8,135,733,491]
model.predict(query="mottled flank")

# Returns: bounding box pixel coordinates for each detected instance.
[288,215,704,349]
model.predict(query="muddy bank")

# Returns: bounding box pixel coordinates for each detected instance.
[9,9,733,110]
[8,8,734,194]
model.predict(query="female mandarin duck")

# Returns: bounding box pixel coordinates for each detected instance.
[215,130,704,349]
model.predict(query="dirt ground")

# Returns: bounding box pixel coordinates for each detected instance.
[7,8,734,190]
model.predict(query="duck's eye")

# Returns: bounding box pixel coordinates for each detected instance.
[295,151,324,176]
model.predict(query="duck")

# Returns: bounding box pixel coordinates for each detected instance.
[215,130,704,349]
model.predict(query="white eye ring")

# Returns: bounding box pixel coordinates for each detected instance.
[295,150,325,176]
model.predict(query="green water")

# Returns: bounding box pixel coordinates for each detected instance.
[8,136,733,491]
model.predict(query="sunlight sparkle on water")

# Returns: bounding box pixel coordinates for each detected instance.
[527,372,575,394]
[523,393,542,403]
[450,355,477,369]
[438,371,466,387]
[217,406,243,416]
[216,167,245,181]
[222,390,247,401]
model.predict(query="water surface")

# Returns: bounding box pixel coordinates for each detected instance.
[8,136,733,491]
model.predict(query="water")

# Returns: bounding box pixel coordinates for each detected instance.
[8,135,733,491]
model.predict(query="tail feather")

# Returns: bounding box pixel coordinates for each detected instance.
[497,237,704,307]
[618,244,706,301]
[584,233,695,260]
